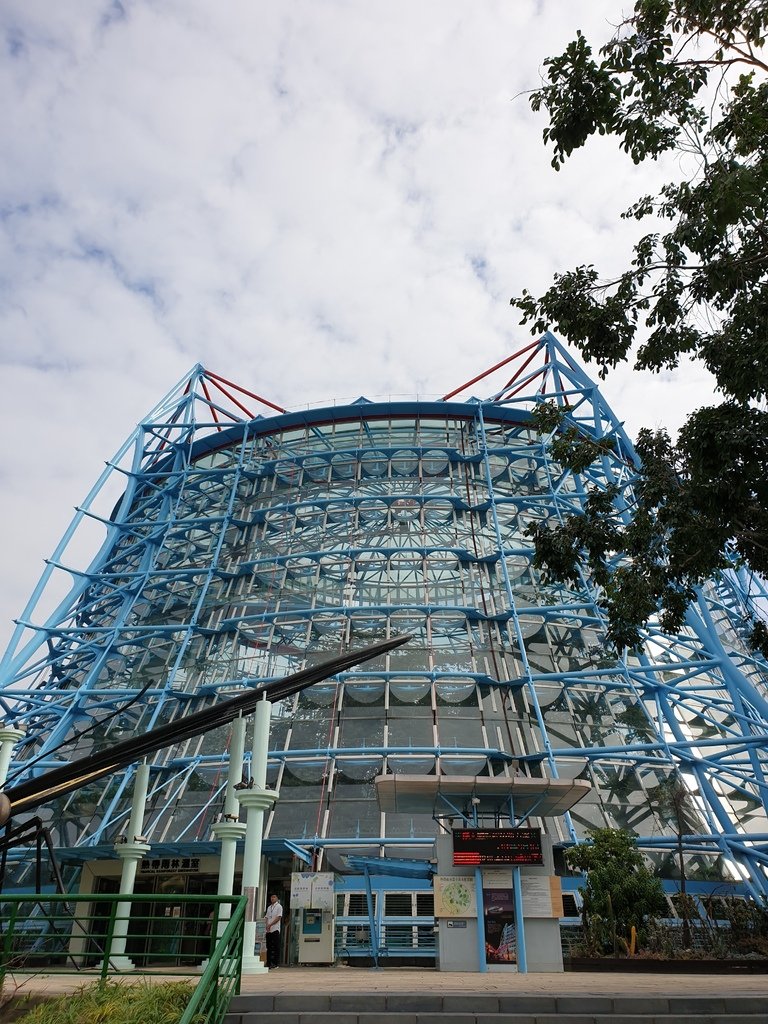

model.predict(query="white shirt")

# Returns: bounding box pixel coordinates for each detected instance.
[265,900,282,934]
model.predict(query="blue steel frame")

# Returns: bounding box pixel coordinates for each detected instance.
[0,334,766,903]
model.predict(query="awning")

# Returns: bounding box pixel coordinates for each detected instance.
[375,773,590,820]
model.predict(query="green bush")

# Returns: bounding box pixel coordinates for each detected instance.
[16,980,195,1024]
[567,827,667,955]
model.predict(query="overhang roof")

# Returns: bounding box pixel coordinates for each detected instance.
[374,773,590,819]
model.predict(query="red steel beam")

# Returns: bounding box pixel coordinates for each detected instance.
[441,338,541,401]
[205,370,288,415]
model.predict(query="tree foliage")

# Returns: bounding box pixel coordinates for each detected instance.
[566,827,668,949]
[513,2,768,655]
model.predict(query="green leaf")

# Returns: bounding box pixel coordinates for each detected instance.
[516,1,768,654]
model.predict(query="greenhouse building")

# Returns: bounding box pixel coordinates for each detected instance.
[1,332,767,964]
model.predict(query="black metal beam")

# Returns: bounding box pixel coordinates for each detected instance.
[1,634,409,824]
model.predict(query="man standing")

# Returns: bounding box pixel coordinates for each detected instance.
[264,893,282,969]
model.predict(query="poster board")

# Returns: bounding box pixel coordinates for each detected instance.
[433,875,477,917]
[522,875,563,918]
[290,871,335,910]
[253,920,266,954]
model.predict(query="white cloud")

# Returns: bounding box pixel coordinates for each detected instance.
[0,1,715,648]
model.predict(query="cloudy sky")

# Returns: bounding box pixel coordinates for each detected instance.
[0,1,716,648]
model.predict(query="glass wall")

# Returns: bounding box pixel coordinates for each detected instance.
[5,403,763,889]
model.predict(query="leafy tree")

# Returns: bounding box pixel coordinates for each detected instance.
[513,2,768,656]
[567,826,668,952]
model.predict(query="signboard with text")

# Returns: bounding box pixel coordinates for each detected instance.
[522,875,564,918]
[290,871,335,910]
[433,875,477,917]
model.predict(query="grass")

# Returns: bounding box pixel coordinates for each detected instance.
[12,980,196,1024]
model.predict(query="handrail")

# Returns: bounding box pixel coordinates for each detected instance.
[0,892,244,981]
[179,894,247,1024]
[1,892,248,1024]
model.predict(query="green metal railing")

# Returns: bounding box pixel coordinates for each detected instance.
[0,892,245,977]
[1,892,248,1024]
[0,888,246,1015]
[179,895,246,1024]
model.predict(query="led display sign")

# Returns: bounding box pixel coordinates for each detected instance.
[452,827,544,866]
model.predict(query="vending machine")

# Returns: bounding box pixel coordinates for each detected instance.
[291,872,335,964]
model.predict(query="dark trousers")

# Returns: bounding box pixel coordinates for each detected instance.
[266,929,280,967]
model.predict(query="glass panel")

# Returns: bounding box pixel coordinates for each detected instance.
[387,713,434,748]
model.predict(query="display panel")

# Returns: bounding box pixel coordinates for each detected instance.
[452,827,543,865]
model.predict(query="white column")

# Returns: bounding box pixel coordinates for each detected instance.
[210,716,247,936]
[237,697,278,974]
[109,762,151,970]
[0,724,26,787]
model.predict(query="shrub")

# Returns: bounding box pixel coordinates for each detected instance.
[567,827,667,955]
[16,980,195,1024]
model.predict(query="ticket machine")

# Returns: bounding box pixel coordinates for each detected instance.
[297,906,335,963]
[291,871,336,965]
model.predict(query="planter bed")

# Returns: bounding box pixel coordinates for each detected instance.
[564,956,768,973]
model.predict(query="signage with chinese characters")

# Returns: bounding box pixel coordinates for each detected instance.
[522,875,564,918]
[139,856,200,873]
[290,872,313,908]
[481,867,514,888]
[433,876,477,917]
[452,828,543,866]
[311,872,335,910]
[290,871,335,910]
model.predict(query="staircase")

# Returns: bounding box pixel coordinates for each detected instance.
[224,992,767,1024]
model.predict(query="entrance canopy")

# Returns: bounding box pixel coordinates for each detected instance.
[344,854,435,879]
[374,774,590,823]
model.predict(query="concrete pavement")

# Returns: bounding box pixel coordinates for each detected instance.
[238,964,768,997]
[2,965,768,999]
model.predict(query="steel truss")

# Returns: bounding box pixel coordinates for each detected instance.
[0,335,767,899]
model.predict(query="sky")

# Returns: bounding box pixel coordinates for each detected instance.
[0,1,717,650]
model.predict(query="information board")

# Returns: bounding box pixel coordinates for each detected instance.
[290,871,335,910]
[433,875,477,917]
[310,872,335,910]
[290,872,314,909]
[452,827,543,866]
[522,875,564,918]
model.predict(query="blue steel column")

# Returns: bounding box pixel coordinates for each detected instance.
[512,866,527,973]
[474,867,487,973]
[363,865,380,969]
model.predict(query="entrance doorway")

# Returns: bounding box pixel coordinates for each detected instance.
[93,871,236,967]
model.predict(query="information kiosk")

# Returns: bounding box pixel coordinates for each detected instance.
[375,773,590,973]
[291,871,335,964]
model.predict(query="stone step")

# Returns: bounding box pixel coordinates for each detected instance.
[225,1014,766,1024]
[224,992,767,1024]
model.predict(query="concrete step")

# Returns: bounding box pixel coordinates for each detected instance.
[224,993,768,1024]
[225,1015,766,1024]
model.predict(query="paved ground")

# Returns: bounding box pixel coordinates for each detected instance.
[3,966,768,999]
[238,965,768,996]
